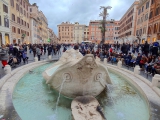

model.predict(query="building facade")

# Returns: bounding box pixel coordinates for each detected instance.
[38,11,48,43]
[148,0,160,43]
[73,22,85,43]
[136,0,150,44]
[0,0,11,46]
[57,22,74,43]
[10,0,31,44]
[48,28,57,44]
[113,21,119,43]
[29,3,39,44]
[84,26,89,41]
[118,1,139,44]
[29,3,48,44]
[89,20,116,44]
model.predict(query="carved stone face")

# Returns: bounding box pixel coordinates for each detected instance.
[86,57,93,64]
[85,57,93,68]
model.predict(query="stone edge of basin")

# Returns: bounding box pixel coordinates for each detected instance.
[0,59,159,120]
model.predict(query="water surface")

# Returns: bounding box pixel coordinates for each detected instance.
[13,63,149,120]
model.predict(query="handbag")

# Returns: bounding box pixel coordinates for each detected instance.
[13,57,17,63]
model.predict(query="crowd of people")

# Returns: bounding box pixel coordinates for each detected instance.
[0,41,160,76]
[75,41,160,76]
[0,43,61,68]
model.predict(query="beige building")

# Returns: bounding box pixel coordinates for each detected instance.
[136,0,150,44]
[38,11,48,43]
[10,0,31,44]
[84,26,89,41]
[118,1,139,44]
[29,3,48,44]
[0,0,10,46]
[57,22,74,43]
[73,22,85,43]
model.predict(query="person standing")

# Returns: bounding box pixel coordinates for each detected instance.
[47,45,52,56]
[0,44,9,68]
[32,45,36,57]
[143,41,149,57]
[36,46,41,61]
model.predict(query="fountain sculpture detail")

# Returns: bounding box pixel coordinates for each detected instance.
[43,49,112,98]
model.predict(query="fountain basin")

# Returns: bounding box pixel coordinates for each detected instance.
[0,60,160,120]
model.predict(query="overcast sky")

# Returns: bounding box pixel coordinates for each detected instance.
[29,0,135,35]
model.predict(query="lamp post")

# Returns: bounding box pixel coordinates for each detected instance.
[99,6,112,44]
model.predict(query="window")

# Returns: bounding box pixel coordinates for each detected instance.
[27,24,29,29]
[136,30,139,36]
[27,32,29,36]
[149,11,153,19]
[16,4,19,11]
[155,7,160,16]
[138,9,141,15]
[24,10,26,16]
[145,13,148,20]
[21,30,24,34]
[17,17,20,24]
[18,28,20,34]
[12,26,16,33]
[143,27,146,34]
[10,0,14,7]
[20,0,22,5]
[24,21,26,26]
[21,19,23,25]
[26,5,28,11]
[4,18,9,27]
[20,7,23,14]
[12,14,15,21]
[151,0,154,5]
[142,6,144,12]
[23,1,25,8]
[154,24,158,33]
[146,1,149,9]
[3,4,8,13]
[30,8,32,12]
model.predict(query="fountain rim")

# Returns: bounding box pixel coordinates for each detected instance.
[0,59,159,120]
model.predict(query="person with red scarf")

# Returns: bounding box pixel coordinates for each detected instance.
[0,44,9,68]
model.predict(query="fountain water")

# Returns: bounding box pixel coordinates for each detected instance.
[55,76,66,113]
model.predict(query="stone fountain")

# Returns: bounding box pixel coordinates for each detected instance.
[43,48,112,120]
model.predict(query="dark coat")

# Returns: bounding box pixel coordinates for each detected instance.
[152,46,158,56]
[143,43,149,53]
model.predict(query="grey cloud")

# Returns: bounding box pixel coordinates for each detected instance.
[29,0,135,35]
